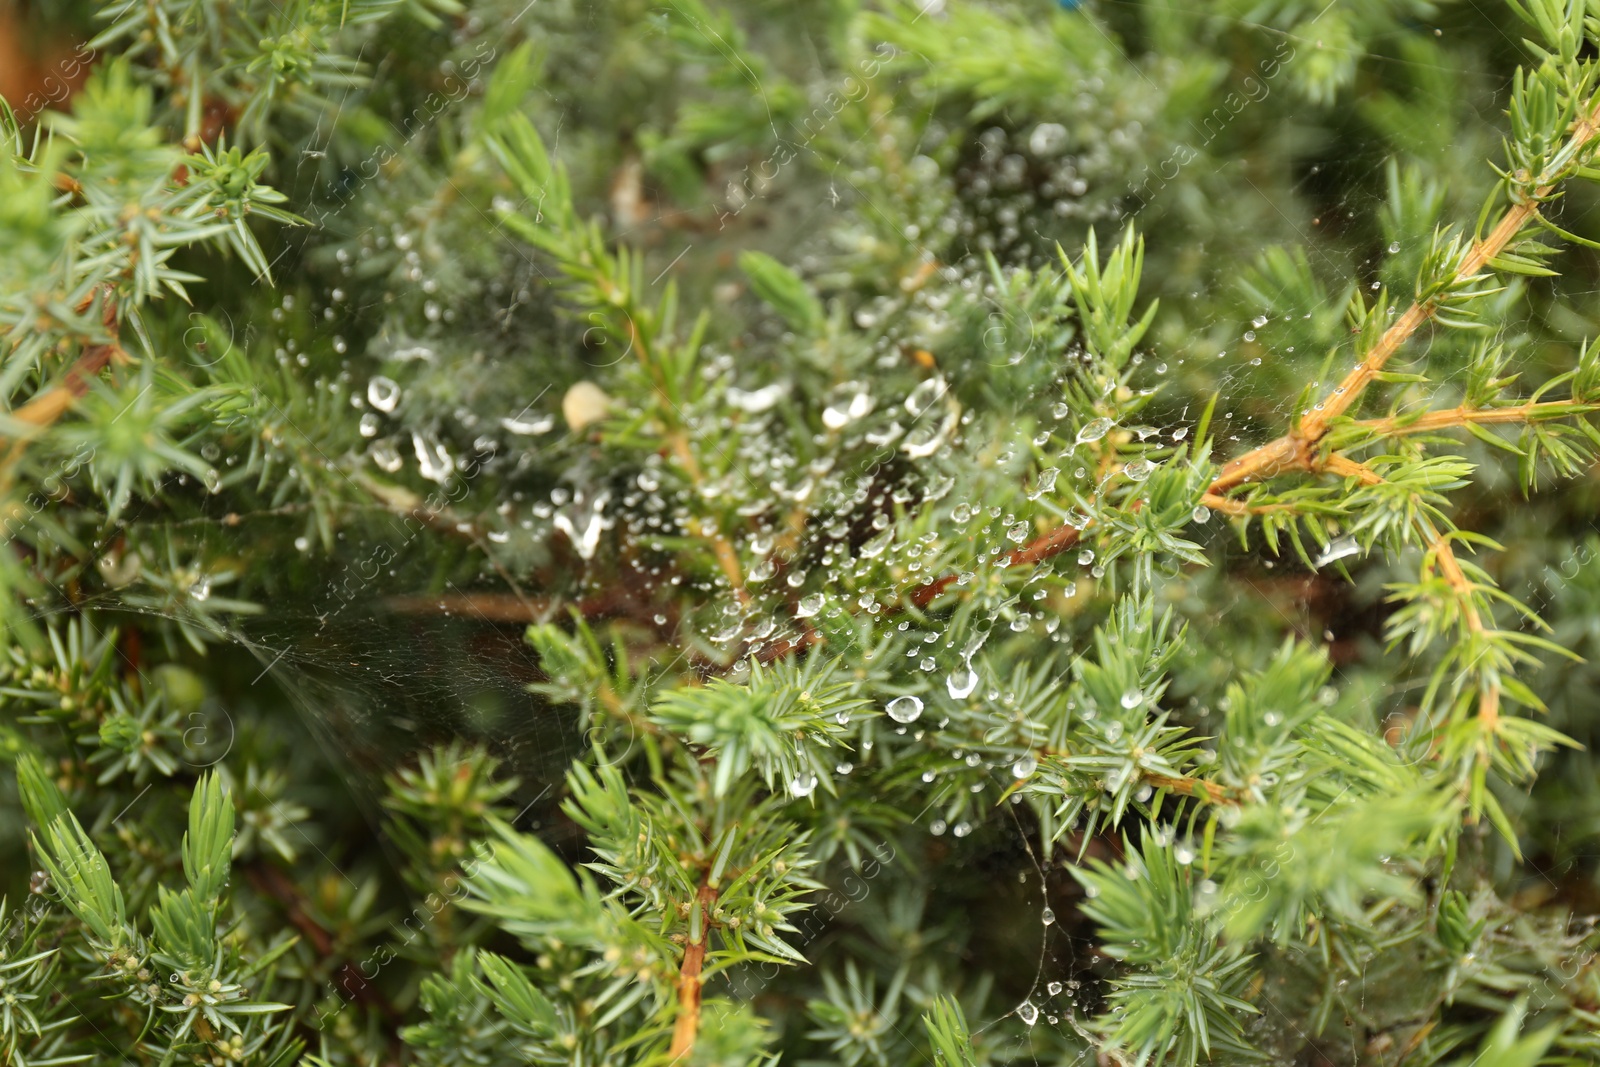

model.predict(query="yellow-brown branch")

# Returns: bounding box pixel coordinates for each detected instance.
[1143,772,1240,806]
[668,883,719,1061]
[1321,454,1384,485]
[1355,401,1584,437]
[1426,531,1500,733]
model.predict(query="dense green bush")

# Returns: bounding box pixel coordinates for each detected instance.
[5,0,1600,1064]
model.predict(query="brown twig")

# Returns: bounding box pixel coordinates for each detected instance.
[1321,454,1384,485]
[1354,401,1591,437]
[1142,772,1241,806]
[1423,530,1500,732]
[668,882,719,1061]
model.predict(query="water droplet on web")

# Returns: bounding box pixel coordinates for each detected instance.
[202,469,221,493]
[1076,417,1113,445]
[902,411,956,458]
[1242,330,1256,342]
[1314,535,1361,568]
[294,536,310,552]
[1012,754,1038,778]
[947,666,978,699]
[952,821,971,837]
[904,376,948,416]
[1018,1001,1039,1026]
[728,383,788,413]
[1191,504,1212,524]
[359,412,381,438]
[370,440,403,472]
[1123,458,1153,482]
[886,695,924,724]
[1388,241,1401,254]
[501,411,555,435]
[1047,981,1063,996]
[367,376,401,413]
[795,593,825,618]
[789,772,818,798]
[930,819,947,836]
[1041,906,1055,925]
[411,431,453,483]
[1077,549,1095,566]
[1007,521,1030,543]
[1105,721,1125,742]
[1028,122,1068,156]
[1027,467,1059,501]
[1120,688,1144,709]
[1252,314,1268,328]
[822,382,874,429]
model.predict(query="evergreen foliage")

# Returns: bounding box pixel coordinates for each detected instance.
[6,0,1600,1064]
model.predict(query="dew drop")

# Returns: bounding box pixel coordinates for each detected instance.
[947,666,978,699]
[1028,122,1068,156]
[904,376,948,416]
[822,382,874,429]
[886,695,924,724]
[370,440,403,473]
[1075,417,1113,445]
[1018,1001,1039,1026]
[367,376,401,412]
[789,772,818,798]
[1120,688,1144,709]
[1012,754,1038,778]
[1027,467,1059,501]
[501,411,555,435]
[411,431,454,483]
[795,593,826,619]
[1314,535,1361,568]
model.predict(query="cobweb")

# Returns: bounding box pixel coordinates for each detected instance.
[31,0,1523,1059]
